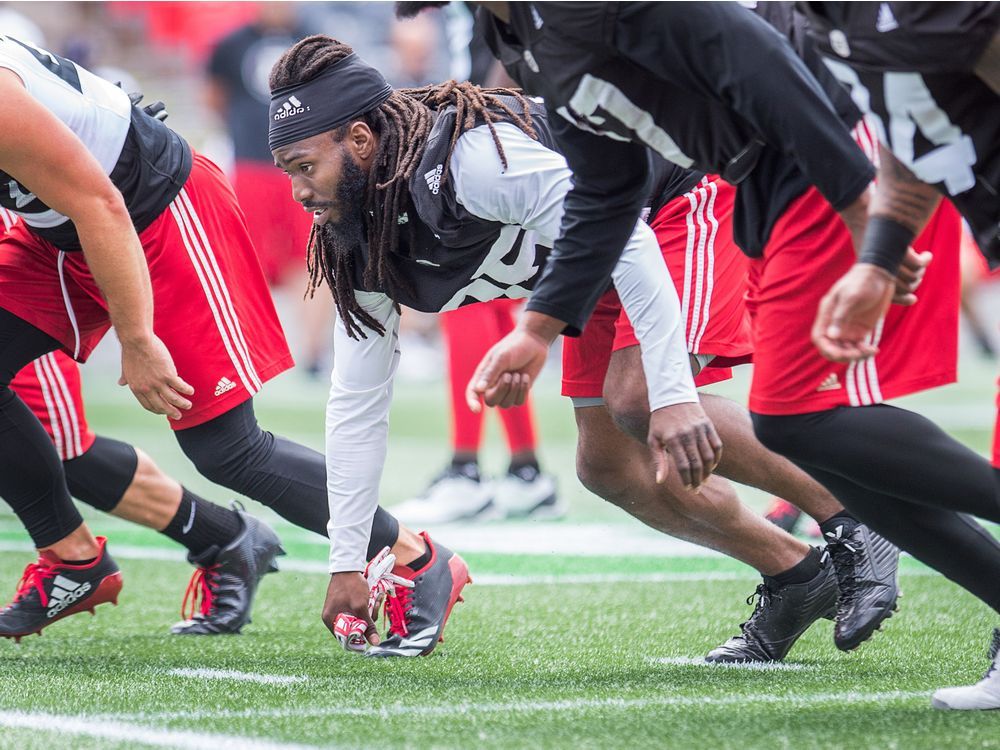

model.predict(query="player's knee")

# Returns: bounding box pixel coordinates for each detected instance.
[575,446,631,506]
[178,438,247,492]
[604,385,649,443]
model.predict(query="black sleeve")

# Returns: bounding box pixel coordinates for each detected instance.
[524,114,651,336]
[612,2,873,211]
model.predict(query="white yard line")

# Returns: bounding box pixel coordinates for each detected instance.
[109,689,929,724]
[649,656,818,671]
[0,710,322,750]
[166,668,307,685]
[0,540,938,586]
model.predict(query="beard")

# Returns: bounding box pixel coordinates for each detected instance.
[395,1,451,19]
[319,150,368,260]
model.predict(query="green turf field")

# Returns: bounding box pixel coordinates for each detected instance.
[0,350,996,749]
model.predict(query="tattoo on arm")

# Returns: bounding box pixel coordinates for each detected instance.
[974,29,1000,96]
[871,145,941,234]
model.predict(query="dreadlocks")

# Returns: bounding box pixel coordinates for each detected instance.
[269,35,537,339]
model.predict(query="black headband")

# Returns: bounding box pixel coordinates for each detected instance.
[268,52,393,151]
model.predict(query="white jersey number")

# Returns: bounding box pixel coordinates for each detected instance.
[824,59,977,195]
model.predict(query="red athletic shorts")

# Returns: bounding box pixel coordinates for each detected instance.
[747,192,961,415]
[0,153,294,429]
[562,174,753,398]
[11,351,94,461]
[232,160,313,286]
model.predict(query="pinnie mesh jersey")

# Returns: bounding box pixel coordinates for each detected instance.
[802,2,1000,261]
[480,1,874,255]
[0,35,191,251]
[348,94,558,312]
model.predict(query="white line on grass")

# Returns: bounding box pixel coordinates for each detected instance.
[0,710,323,750]
[0,541,939,587]
[113,689,929,723]
[649,656,818,671]
[166,668,308,685]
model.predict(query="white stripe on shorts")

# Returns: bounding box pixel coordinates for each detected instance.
[168,191,261,395]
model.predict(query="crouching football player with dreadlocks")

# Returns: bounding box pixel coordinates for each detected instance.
[268,35,898,660]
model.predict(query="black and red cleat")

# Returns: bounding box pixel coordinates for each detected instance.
[366,532,470,658]
[0,536,122,643]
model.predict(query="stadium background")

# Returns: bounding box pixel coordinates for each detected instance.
[0,3,998,748]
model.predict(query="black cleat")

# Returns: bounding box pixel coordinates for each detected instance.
[366,533,471,658]
[171,511,283,635]
[0,536,122,643]
[705,552,838,663]
[824,521,900,651]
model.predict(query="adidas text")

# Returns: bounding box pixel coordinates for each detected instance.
[273,95,308,121]
[46,580,91,618]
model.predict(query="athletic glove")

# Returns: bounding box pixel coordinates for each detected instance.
[334,547,414,653]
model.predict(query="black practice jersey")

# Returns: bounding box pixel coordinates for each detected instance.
[481,2,874,333]
[348,96,555,312]
[802,2,1000,261]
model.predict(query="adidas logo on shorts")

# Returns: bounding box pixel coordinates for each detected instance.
[215,377,237,397]
[424,165,443,195]
[817,373,841,392]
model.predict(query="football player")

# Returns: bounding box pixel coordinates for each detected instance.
[0,35,441,646]
[801,1,1000,709]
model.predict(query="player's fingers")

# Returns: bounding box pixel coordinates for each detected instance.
[706,424,724,470]
[652,448,669,484]
[664,437,695,489]
[695,430,718,486]
[364,615,381,646]
[465,380,483,413]
[485,373,513,407]
[508,373,530,408]
[144,390,182,420]
[159,386,193,413]
[167,374,195,397]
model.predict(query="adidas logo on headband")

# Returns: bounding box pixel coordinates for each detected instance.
[273,95,309,121]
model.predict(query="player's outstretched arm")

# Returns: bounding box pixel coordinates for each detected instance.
[813,145,941,363]
[0,69,192,418]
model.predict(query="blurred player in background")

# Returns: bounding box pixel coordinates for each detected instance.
[206,2,332,376]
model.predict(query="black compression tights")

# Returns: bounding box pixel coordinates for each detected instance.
[174,400,400,559]
[0,308,80,547]
[753,404,1000,614]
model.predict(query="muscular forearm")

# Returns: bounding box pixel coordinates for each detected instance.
[872,146,941,234]
[75,195,156,346]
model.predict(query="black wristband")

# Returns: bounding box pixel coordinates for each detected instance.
[858,216,913,274]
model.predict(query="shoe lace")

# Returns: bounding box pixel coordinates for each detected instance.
[825,531,860,609]
[384,586,413,638]
[180,565,220,620]
[739,583,773,635]
[9,561,55,608]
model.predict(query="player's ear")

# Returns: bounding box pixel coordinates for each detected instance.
[347,121,376,163]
